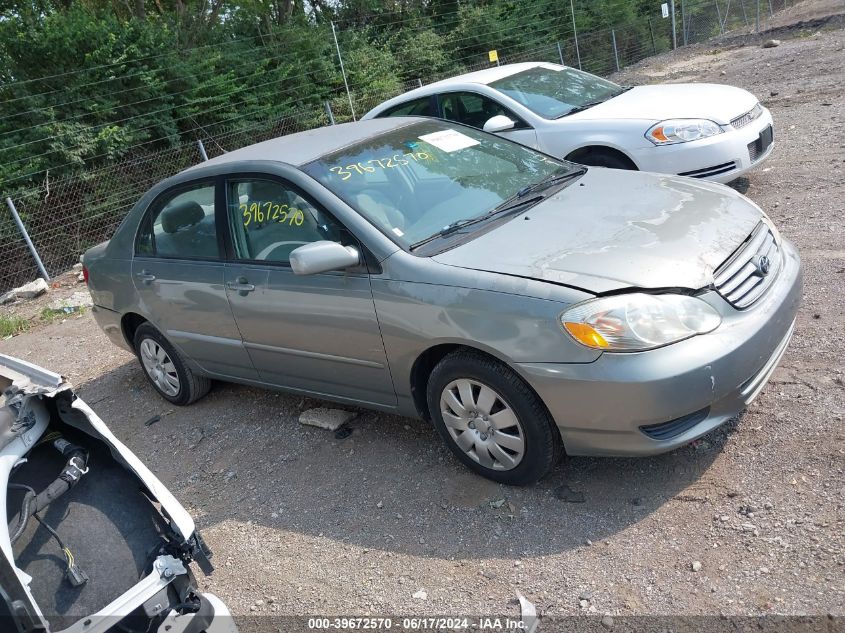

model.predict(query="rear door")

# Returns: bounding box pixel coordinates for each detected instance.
[436,91,538,147]
[132,179,258,380]
[221,175,396,407]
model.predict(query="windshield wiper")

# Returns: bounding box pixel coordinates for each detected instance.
[505,167,587,203]
[409,217,487,250]
[558,99,608,118]
[557,87,631,119]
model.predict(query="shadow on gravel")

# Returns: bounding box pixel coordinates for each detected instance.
[76,360,736,561]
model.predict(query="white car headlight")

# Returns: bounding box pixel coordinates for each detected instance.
[560,293,722,351]
[645,119,723,145]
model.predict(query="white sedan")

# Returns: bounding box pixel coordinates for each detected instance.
[362,62,774,182]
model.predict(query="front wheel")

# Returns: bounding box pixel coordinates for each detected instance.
[426,351,563,485]
[574,149,635,170]
[133,323,211,405]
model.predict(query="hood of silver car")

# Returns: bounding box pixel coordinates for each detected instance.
[432,168,763,293]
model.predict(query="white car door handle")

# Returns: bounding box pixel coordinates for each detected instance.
[135,271,156,284]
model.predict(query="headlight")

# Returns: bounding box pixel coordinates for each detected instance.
[560,293,721,351]
[645,119,723,145]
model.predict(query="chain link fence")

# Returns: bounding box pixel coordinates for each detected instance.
[0,0,799,292]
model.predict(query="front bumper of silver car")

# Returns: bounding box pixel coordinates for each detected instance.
[516,237,802,456]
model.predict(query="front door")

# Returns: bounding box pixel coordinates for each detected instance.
[132,179,258,380]
[222,176,396,407]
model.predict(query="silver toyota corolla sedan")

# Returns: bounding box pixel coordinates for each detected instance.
[83,118,801,485]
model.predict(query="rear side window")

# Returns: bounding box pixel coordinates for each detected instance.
[380,97,434,118]
[136,182,218,259]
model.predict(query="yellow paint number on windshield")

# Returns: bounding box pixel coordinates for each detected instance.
[240,202,305,228]
[329,151,432,181]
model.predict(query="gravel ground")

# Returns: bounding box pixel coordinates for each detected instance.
[1,3,843,627]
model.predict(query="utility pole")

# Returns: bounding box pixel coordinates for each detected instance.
[331,21,356,121]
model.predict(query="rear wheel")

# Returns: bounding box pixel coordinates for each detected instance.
[133,323,210,405]
[426,351,562,485]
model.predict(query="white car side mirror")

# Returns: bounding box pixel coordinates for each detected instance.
[290,241,360,275]
[483,115,516,133]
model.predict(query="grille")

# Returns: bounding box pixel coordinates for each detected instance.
[714,222,781,309]
[679,161,737,179]
[640,407,710,440]
[731,103,763,129]
[748,125,774,163]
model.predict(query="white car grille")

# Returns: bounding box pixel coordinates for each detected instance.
[731,103,764,129]
[714,222,781,309]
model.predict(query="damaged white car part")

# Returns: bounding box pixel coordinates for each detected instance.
[0,354,236,633]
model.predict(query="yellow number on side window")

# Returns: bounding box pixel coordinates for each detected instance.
[240,203,251,227]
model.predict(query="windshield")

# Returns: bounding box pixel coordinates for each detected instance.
[302,120,576,250]
[490,66,625,119]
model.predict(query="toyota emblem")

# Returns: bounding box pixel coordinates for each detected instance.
[754,255,771,276]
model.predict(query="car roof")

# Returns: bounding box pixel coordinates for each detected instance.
[186,117,417,171]
[424,61,559,89]
[363,62,564,116]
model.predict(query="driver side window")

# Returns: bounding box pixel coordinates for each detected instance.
[438,92,526,130]
[226,178,346,263]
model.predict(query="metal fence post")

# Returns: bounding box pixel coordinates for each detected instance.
[417,78,423,88]
[680,0,687,45]
[670,0,677,48]
[715,1,724,34]
[569,0,582,69]
[196,139,209,161]
[611,29,620,71]
[647,17,657,53]
[756,0,761,32]
[556,41,565,65]
[324,101,336,125]
[5,197,50,282]
[768,0,774,17]
[331,21,356,121]
[740,0,749,27]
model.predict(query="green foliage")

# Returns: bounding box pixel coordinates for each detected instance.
[0,0,675,198]
[0,314,30,337]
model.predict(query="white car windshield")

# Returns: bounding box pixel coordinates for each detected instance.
[303,120,581,250]
[490,66,626,119]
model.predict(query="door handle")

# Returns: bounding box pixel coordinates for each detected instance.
[135,270,156,284]
[226,277,255,295]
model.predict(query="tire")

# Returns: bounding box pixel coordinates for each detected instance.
[133,323,211,406]
[426,350,563,485]
[575,149,635,170]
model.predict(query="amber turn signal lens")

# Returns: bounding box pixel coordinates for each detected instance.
[650,126,668,142]
[563,322,609,349]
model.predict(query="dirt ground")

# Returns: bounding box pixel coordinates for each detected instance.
[2,1,843,627]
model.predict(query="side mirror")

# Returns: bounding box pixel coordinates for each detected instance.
[290,241,360,275]
[483,115,516,133]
